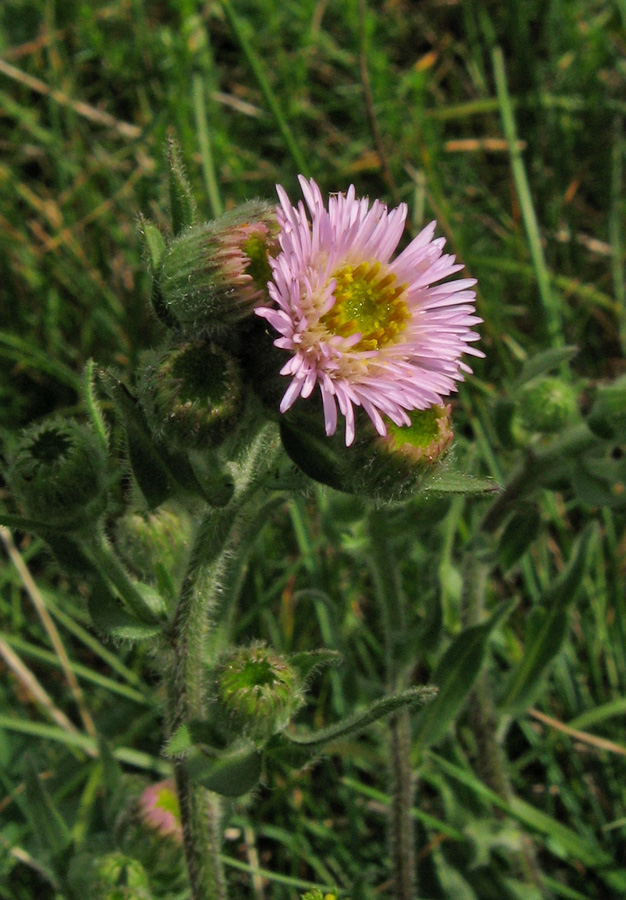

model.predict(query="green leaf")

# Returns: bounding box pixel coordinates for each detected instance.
[187,745,263,797]
[497,505,541,572]
[164,720,223,757]
[168,136,198,236]
[286,686,435,751]
[280,421,345,492]
[288,649,341,685]
[23,754,71,859]
[139,214,167,273]
[100,370,172,508]
[87,577,163,642]
[83,358,109,449]
[515,346,578,387]
[97,736,123,800]
[414,598,517,750]
[423,471,499,495]
[499,525,596,714]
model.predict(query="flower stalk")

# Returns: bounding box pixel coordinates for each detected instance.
[166,425,281,900]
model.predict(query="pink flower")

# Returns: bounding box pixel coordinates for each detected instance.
[256,177,483,446]
[139,780,183,844]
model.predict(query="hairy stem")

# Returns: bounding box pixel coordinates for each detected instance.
[167,424,281,900]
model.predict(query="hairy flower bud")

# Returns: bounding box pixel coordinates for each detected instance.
[138,780,183,844]
[138,340,244,450]
[516,377,578,435]
[281,401,453,503]
[156,202,278,334]
[215,644,302,744]
[7,417,107,529]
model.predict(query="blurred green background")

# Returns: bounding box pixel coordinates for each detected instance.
[1,1,625,899]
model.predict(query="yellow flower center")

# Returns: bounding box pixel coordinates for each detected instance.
[320,262,409,351]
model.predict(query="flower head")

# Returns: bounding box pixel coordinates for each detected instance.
[256,177,483,445]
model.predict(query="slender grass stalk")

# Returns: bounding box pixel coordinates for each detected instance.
[492,46,562,348]
[219,0,308,175]
[609,119,626,355]
[0,526,97,738]
[193,73,223,219]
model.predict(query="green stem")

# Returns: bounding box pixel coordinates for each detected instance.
[167,424,282,900]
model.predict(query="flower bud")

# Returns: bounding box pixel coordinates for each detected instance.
[517,377,578,434]
[115,502,193,586]
[138,780,182,844]
[215,644,302,744]
[280,401,453,503]
[138,340,244,450]
[156,202,278,334]
[7,417,107,529]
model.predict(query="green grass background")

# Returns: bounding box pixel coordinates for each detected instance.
[1,1,625,898]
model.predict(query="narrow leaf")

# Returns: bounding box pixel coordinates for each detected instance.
[168,136,198,235]
[23,754,71,858]
[288,649,341,685]
[83,358,108,449]
[423,471,499,495]
[286,687,436,750]
[138,214,167,273]
[414,598,516,750]
[87,577,163,642]
[497,505,541,572]
[515,346,578,387]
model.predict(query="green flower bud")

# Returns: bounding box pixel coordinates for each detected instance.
[7,417,107,529]
[138,780,182,844]
[138,340,244,450]
[115,502,193,586]
[68,851,152,900]
[517,377,578,434]
[280,400,453,503]
[215,644,302,744]
[156,202,278,334]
